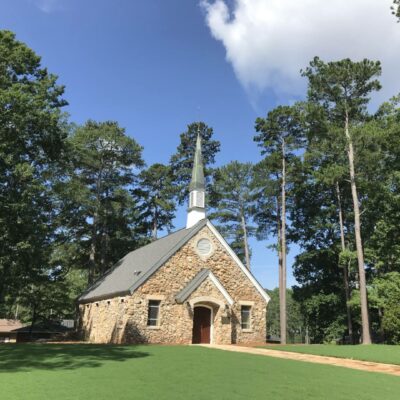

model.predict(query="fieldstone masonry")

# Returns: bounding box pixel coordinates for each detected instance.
[79,225,267,344]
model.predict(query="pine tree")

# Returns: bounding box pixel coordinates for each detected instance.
[170,122,220,204]
[58,120,145,284]
[302,57,382,344]
[254,104,305,344]
[208,161,256,269]
[132,163,176,240]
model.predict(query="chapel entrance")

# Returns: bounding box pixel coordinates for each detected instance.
[192,306,211,344]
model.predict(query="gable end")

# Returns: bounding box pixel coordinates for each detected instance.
[206,221,271,303]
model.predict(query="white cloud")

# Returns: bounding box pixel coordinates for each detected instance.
[200,0,400,106]
[31,0,63,13]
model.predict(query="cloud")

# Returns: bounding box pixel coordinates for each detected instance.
[31,0,63,13]
[200,0,400,106]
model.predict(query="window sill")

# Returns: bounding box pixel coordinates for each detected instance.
[146,325,161,330]
[242,329,253,333]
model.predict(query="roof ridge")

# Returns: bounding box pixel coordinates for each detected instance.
[78,218,208,303]
[126,219,208,294]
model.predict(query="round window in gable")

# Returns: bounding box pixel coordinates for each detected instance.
[196,238,212,257]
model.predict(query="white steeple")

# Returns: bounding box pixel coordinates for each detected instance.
[186,133,206,228]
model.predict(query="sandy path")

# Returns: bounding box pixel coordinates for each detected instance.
[202,344,400,377]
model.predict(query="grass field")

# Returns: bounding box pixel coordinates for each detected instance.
[1,344,400,400]
[262,344,400,365]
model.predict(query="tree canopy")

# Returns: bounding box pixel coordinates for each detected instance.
[2,29,400,345]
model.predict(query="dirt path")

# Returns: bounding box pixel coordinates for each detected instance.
[202,344,400,377]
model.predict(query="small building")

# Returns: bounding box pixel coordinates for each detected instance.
[0,319,24,343]
[12,322,72,342]
[78,135,270,344]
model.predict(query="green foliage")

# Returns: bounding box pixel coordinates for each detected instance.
[294,57,385,344]
[253,103,305,242]
[266,288,305,343]
[0,30,67,317]
[208,161,256,267]
[301,57,381,123]
[393,1,400,20]
[58,120,145,284]
[254,105,305,156]
[2,28,400,350]
[170,122,220,204]
[292,248,349,343]
[368,273,400,344]
[132,163,176,239]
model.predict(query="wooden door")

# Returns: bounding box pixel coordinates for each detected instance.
[192,306,211,344]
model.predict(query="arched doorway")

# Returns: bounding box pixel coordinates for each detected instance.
[192,306,212,344]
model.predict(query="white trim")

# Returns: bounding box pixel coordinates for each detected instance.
[193,304,214,345]
[238,300,255,306]
[208,272,234,306]
[189,296,225,308]
[206,221,271,303]
[145,294,165,300]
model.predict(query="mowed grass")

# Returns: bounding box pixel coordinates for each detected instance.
[262,344,400,365]
[1,344,400,400]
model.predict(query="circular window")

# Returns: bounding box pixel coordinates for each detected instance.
[196,238,212,256]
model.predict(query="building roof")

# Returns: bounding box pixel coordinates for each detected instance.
[189,134,205,192]
[175,268,234,305]
[0,319,24,333]
[78,219,208,303]
[175,269,211,303]
[12,322,71,333]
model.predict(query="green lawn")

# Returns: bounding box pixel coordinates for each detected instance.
[263,344,400,365]
[0,344,399,400]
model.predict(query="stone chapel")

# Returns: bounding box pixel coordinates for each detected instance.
[78,134,270,344]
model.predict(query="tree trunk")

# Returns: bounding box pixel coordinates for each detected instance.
[152,206,158,241]
[100,231,110,275]
[280,139,287,345]
[241,212,251,270]
[29,302,37,338]
[88,212,97,285]
[344,112,371,344]
[89,172,102,285]
[276,197,283,339]
[335,181,353,343]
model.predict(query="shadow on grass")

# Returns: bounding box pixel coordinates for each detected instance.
[0,344,150,373]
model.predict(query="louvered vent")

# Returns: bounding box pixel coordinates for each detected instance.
[196,238,212,256]
[190,190,205,208]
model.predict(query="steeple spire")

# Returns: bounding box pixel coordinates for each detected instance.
[189,133,205,192]
[186,131,206,228]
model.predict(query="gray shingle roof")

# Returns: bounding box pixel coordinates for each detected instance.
[175,269,210,304]
[78,219,208,303]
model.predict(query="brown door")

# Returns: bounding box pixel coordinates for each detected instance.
[192,306,211,344]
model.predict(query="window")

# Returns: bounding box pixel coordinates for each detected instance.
[147,300,161,326]
[241,305,251,330]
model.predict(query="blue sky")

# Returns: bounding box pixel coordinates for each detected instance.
[2,0,399,290]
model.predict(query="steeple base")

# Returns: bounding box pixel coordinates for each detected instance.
[186,208,206,228]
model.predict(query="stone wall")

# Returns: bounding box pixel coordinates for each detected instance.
[79,225,267,344]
